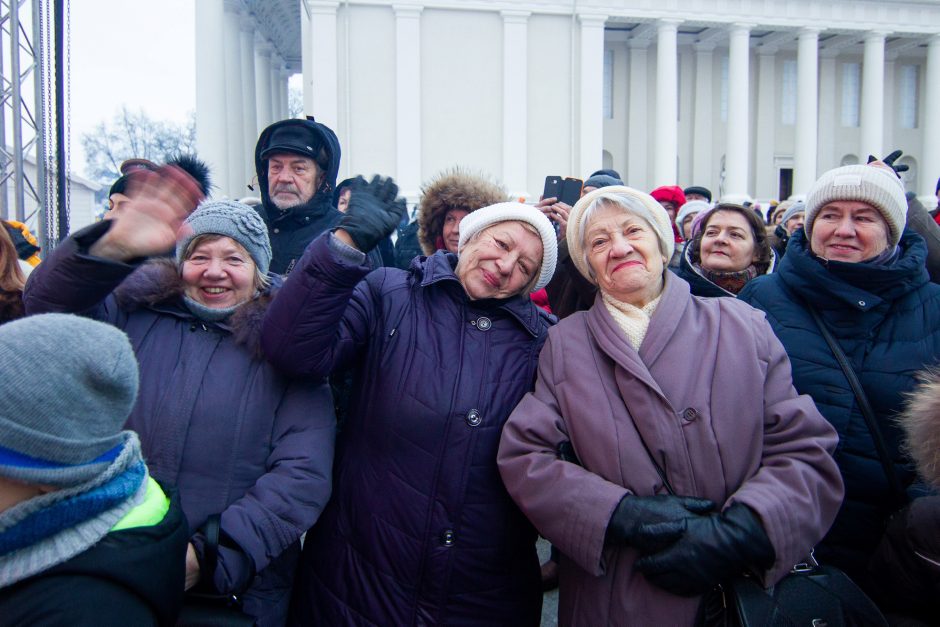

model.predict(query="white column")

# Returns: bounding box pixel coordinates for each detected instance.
[239,18,258,185]
[270,55,284,120]
[861,31,888,160]
[724,23,752,197]
[307,1,340,129]
[281,68,292,119]
[579,14,607,178]
[818,54,838,174]
[502,10,529,198]
[654,19,681,186]
[195,0,229,199]
[922,35,940,208]
[627,40,649,189]
[794,28,821,195]
[301,0,314,115]
[254,38,273,130]
[692,43,714,188]
[754,46,777,199]
[223,3,245,198]
[394,5,422,200]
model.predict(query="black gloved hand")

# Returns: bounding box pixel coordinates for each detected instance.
[339,175,407,252]
[868,150,909,178]
[634,502,776,597]
[605,494,715,547]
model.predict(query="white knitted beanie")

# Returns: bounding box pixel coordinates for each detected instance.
[805,165,908,248]
[676,200,712,239]
[566,186,674,284]
[457,202,558,292]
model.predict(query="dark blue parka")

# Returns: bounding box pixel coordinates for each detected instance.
[738,228,940,584]
[23,222,336,627]
[262,234,551,626]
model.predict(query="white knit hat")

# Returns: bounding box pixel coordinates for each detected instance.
[676,200,712,239]
[566,186,674,284]
[457,202,558,292]
[805,164,908,248]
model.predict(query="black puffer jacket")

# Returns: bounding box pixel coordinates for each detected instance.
[0,486,188,627]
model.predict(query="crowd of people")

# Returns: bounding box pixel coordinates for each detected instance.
[0,114,937,627]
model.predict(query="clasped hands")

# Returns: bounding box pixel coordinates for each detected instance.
[605,494,775,597]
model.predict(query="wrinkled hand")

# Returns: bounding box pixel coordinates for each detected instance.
[536,197,571,241]
[868,150,909,178]
[184,542,201,591]
[338,175,406,252]
[634,503,775,597]
[90,165,205,261]
[605,494,715,548]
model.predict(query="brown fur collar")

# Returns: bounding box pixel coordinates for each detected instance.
[900,369,940,488]
[113,257,273,354]
[417,168,507,255]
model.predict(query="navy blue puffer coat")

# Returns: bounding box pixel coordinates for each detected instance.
[262,233,551,626]
[738,228,940,585]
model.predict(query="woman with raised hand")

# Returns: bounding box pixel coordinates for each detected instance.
[24,166,335,627]
[261,175,557,626]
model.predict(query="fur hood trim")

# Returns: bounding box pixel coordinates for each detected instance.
[417,168,507,255]
[899,368,940,488]
[113,258,273,354]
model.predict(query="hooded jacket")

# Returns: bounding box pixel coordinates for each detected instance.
[23,222,336,627]
[0,483,188,627]
[738,228,940,588]
[415,169,507,255]
[253,118,348,275]
[262,234,551,626]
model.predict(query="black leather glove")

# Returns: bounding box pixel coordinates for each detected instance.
[339,175,407,252]
[605,494,715,547]
[868,149,909,178]
[634,502,776,597]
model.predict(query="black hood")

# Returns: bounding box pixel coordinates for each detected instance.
[254,117,341,217]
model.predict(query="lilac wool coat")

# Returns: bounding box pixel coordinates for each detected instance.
[497,273,844,626]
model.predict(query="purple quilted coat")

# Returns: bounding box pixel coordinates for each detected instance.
[262,234,552,626]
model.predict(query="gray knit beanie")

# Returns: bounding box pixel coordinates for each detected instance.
[177,200,273,274]
[805,164,908,248]
[457,202,558,292]
[779,200,805,226]
[0,314,140,487]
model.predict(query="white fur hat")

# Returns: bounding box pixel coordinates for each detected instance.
[805,164,908,248]
[457,202,558,292]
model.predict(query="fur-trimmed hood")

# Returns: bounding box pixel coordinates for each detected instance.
[417,168,507,255]
[113,258,275,354]
[899,369,940,488]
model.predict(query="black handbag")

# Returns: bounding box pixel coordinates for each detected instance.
[176,515,254,627]
[696,552,888,627]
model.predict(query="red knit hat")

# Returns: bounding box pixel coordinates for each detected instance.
[650,185,687,208]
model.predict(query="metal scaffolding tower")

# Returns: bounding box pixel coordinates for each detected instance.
[0,0,65,253]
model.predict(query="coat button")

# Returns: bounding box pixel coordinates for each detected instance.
[441,529,455,546]
[858,300,866,307]
[466,409,482,427]
[475,316,492,331]
[682,407,699,422]
[273,228,280,234]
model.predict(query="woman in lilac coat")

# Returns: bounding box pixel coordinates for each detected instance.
[497,186,844,626]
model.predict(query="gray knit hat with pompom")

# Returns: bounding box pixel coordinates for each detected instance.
[176,200,273,274]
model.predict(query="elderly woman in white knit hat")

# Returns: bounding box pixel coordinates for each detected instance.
[738,162,940,612]
[497,186,843,625]
[261,176,557,625]
[24,166,336,627]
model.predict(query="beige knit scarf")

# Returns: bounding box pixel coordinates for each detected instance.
[602,291,662,351]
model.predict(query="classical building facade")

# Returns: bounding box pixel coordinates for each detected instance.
[196,0,940,208]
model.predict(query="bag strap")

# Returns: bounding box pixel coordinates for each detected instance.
[803,301,906,506]
[202,513,221,583]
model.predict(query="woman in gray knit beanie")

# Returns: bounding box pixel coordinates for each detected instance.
[22,165,336,626]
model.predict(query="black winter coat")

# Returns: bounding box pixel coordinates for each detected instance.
[738,229,940,589]
[0,488,188,627]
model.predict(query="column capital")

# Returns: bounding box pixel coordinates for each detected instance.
[865,30,891,42]
[694,42,717,53]
[577,13,608,27]
[304,0,339,16]
[501,10,531,23]
[798,26,824,37]
[657,18,683,31]
[255,35,273,56]
[928,33,940,48]
[393,4,423,18]
[629,38,651,50]
[729,22,756,34]
[757,44,778,56]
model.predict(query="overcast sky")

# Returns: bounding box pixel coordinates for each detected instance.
[68,0,195,174]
